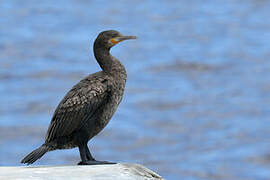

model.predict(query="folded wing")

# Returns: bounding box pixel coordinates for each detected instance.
[45,75,109,143]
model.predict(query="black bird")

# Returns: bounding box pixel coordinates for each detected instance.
[21,30,136,165]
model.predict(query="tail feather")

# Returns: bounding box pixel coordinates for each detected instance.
[21,145,50,165]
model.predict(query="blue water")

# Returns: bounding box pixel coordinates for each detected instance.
[1,0,270,179]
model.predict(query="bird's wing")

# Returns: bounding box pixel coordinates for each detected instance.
[45,75,110,143]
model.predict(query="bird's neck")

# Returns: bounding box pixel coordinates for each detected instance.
[94,46,112,72]
[94,46,126,77]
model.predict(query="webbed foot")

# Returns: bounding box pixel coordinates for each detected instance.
[78,160,116,165]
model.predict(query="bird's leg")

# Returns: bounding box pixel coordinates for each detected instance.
[85,145,95,161]
[78,144,88,165]
[78,144,116,165]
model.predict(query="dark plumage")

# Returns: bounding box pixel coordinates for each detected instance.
[21,30,136,165]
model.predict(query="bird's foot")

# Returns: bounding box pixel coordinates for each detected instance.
[78,160,116,165]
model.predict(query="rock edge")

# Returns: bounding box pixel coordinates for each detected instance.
[0,163,163,180]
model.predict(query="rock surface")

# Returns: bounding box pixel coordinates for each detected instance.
[0,163,163,180]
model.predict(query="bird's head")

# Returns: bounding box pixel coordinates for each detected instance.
[94,30,137,50]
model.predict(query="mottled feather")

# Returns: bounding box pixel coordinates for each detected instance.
[45,71,110,143]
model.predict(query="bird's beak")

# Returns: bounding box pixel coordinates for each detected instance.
[110,35,137,44]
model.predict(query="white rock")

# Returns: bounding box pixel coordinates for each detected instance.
[0,163,163,180]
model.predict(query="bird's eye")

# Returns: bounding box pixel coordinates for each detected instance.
[113,33,119,38]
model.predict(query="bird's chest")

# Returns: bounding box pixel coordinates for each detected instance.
[102,81,125,119]
[92,80,126,135]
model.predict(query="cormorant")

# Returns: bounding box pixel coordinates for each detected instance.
[21,30,136,165]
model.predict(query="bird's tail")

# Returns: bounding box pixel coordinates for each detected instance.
[21,144,50,165]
